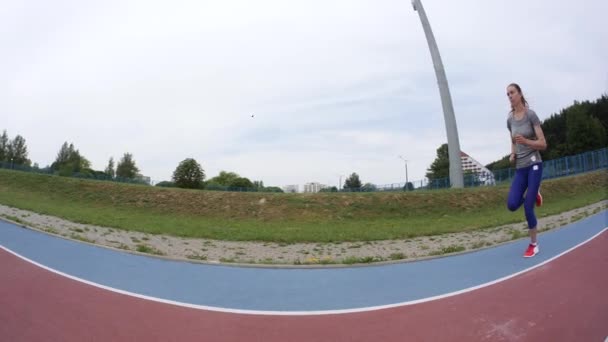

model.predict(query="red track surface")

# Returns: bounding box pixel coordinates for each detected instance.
[1,232,606,342]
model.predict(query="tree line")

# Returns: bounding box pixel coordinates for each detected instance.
[158,163,283,192]
[4,94,603,192]
[318,173,380,192]
[0,134,373,193]
[425,94,607,180]
[0,129,371,192]
[47,142,141,180]
[0,132,281,191]
[0,131,30,167]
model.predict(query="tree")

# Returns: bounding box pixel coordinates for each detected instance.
[541,94,606,160]
[344,172,362,190]
[485,154,511,172]
[207,171,240,186]
[51,142,90,176]
[52,142,71,169]
[104,157,115,179]
[588,94,608,131]
[8,135,31,166]
[231,177,254,189]
[82,169,107,179]
[206,171,254,189]
[486,94,607,168]
[156,181,176,188]
[172,158,205,189]
[116,153,139,179]
[362,183,377,192]
[403,182,414,191]
[262,186,284,193]
[0,130,8,162]
[426,143,450,180]
[565,106,607,155]
[541,111,568,160]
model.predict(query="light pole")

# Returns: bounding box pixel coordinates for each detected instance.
[338,174,344,191]
[411,0,464,188]
[399,155,409,190]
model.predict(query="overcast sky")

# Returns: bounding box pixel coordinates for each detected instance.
[2,0,607,188]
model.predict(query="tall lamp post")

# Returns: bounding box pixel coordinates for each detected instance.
[411,0,464,188]
[398,155,409,190]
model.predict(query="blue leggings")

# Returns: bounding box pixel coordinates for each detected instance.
[507,163,543,229]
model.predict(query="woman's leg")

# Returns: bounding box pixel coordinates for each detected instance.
[507,168,528,212]
[524,163,543,243]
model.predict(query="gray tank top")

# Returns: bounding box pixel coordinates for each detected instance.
[507,109,542,169]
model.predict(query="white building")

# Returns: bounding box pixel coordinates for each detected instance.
[460,151,495,185]
[303,182,328,193]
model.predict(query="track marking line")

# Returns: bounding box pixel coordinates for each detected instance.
[2,227,606,316]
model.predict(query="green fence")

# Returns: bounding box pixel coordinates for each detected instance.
[368,147,608,192]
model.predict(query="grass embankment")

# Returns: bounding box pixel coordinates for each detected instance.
[0,169,605,243]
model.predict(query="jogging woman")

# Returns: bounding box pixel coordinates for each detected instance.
[506,83,547,257]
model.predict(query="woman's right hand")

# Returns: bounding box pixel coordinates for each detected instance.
[509,153,515,164]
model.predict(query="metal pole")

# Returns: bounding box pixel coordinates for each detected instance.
[411,0,464,188]
[406,162,409,188]
[399,155,409,190]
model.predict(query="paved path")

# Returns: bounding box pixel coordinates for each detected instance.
[1,211,606,341]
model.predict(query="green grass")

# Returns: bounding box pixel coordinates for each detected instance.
[43,227,59,235]
[0,168,606,243]
[342,256,384,264]
[430,245,466,256]
[69,233,95,244]
[135,244,164,255]
[509,229,527,240]
[389,252,406,260]
[1,214,24,224]
[186,254,208,261]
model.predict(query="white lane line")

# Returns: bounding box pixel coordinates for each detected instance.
[1,227,606,316]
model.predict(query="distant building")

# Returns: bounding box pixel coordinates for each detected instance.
[303,182,327,193]
[460,151,495,185]
[282,184,299,193]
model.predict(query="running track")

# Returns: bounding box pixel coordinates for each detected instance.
[1,211,606,341]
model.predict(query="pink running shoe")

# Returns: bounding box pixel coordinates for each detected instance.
[524,243,539,258]
[536,192,543,207]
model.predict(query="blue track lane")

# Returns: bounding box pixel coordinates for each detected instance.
[1,210,606,312]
